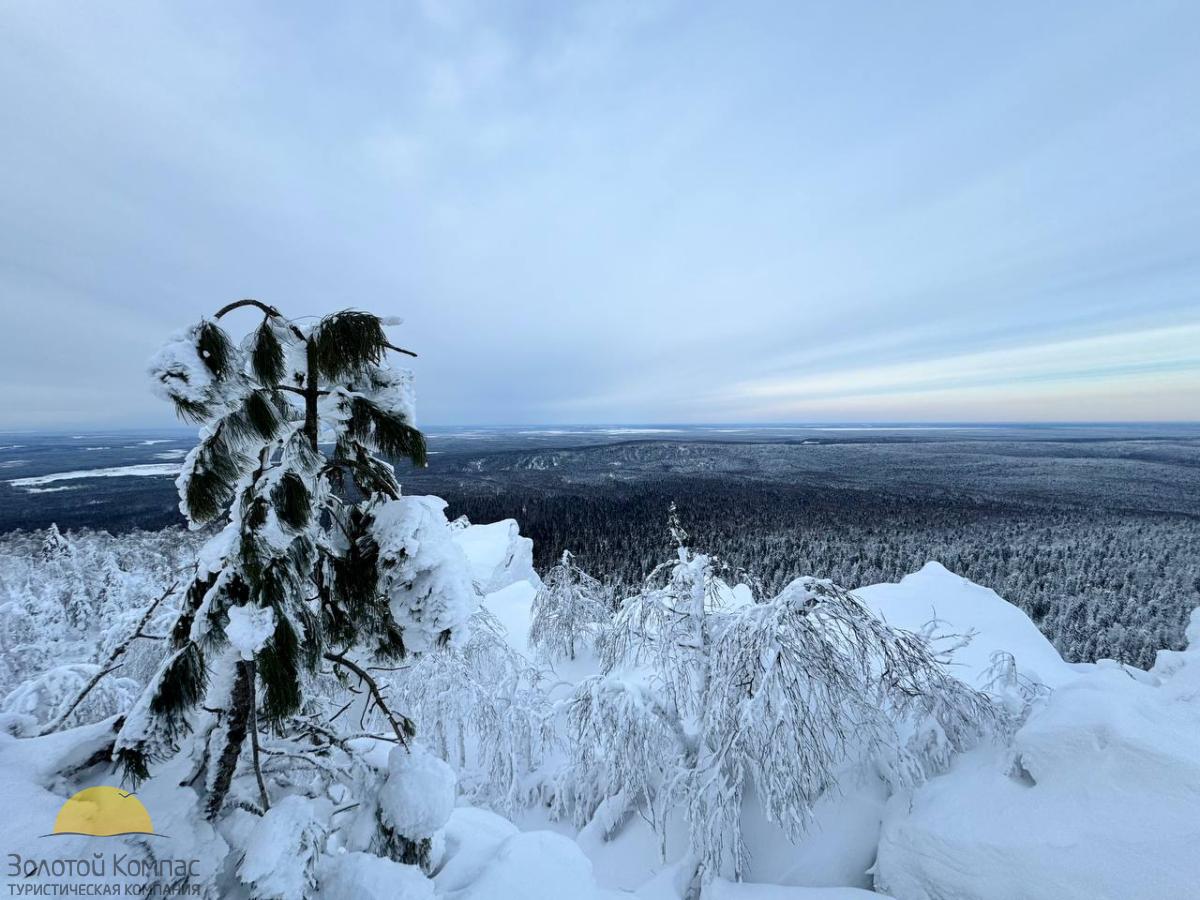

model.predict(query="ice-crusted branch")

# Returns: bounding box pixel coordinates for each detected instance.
[324,652,414,746]
[38,582,178,736]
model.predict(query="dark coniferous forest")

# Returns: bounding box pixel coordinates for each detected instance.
[5,428,1197,670]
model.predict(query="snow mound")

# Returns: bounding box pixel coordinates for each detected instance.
[703,882,890,899]
[319,852,433,900]
[856,561,1075,688]
[434,807,521,894]
[442,829,621,900]
[874,622,1200,899]
[452,519,540,593]
[380,744,457,839]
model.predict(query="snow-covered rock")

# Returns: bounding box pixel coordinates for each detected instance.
[856,561,1076,689]
[874,613,1200,899]
[452,519,540,594]
[482,579,540,655]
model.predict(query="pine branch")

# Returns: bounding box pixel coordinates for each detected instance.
[183,423,252,525]
[311,311,390,379]
[213,299,306,341]
[214,298,284,320]
[248,683,271,812]
[196,320,235,379]
[345,397,427,467]
[249,319,285,386]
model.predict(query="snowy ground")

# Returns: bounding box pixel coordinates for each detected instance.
[1,519,1198,898]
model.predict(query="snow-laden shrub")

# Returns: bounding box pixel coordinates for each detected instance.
[237,795,331,900]
[380,744,456,839]
[530,549,611,662]
[1,663,140,732]
[391,607,556,814]
[0,525,198,716]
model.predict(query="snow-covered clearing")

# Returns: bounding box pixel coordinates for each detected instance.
[8,463,180,488]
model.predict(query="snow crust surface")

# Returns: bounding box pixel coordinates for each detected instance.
[856,561,1076,689]
[320,852,433,900]
[873,583,1200,900]
[451,519,540,593]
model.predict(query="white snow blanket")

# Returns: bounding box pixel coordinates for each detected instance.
[451,519,540,594]
[873,608,1200,900]
[856,561,1076,689]
[3,554,1197,900]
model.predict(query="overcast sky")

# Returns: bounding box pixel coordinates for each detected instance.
[1,1,1198,428]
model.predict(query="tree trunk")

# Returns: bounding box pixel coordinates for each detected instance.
[205,659,255,821]
[304,341,320,451]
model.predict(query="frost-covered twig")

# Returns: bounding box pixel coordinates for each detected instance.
[324,652,414,746]
[38,582,177,736]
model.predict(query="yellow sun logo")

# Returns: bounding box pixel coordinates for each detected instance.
[49,787,158,838]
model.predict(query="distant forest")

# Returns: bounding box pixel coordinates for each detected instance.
[448,477,1199,670]
[4,434,1198,671]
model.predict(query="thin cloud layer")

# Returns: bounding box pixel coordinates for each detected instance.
[0,1,1197,427]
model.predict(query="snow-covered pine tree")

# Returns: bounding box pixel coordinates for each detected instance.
[562,506,1000,897]
[115,301,476,855]
[529,549,612,661]
[38,522,71,562]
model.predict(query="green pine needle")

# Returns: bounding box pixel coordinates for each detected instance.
[172,397,213,424]
[312,310,389,379]
[185,428,251,525]
[115,747,152,787]
[258,614,302,728]
[148,643,207,726]
[226,390,283,444]
[273,471,311,529]
[250,320,286,385]
[197,321,234,379]
[346,398,427,467]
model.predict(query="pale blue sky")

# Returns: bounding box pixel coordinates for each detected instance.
[1,1,1197,427]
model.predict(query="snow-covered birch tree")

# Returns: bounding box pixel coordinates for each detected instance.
[562,506,1000,897]
[529,549,612,662]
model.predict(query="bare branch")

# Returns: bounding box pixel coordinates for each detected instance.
[323,652,414,746]
[38,582,177,736]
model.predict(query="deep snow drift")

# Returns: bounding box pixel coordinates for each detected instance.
[2,519,1197,899]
